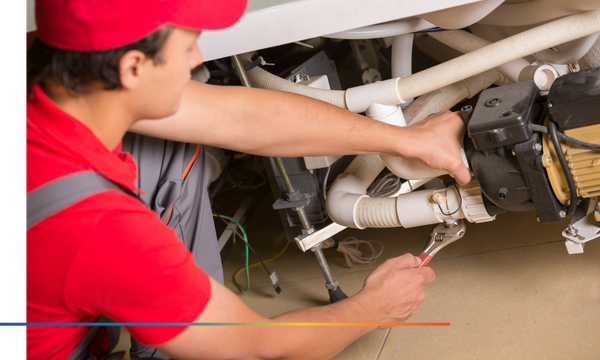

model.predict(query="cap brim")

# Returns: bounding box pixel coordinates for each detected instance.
[168,0,248,31]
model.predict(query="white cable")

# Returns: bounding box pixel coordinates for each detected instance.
[323,166,331,201]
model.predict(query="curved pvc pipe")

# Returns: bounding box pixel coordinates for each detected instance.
[246,66,348,109]
[479,0,600,27]
[395,9,600,103]
[535,32,600,64]
[428,30,529,83]
[421,0,504,30]
[324,18,435,40]
[392,34,414,108]
[326,155,386,229]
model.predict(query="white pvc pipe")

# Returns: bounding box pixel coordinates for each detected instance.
[395,9,600,103]
[479,0,600,27]
[535,32,600,65]
[324,18,435,40]
[246,66,348,109]
[326,155,386,229]
[428,30,529,83]
[392,34,414,108]
[421,0,505,30]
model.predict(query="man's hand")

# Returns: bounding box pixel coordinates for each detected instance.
[401,110,472,185]
[355,253,435,328]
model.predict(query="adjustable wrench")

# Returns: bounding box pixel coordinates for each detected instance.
[417,220,466,268]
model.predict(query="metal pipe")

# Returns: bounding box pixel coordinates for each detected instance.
[232,54,339,295]
[231,55,252,88]
[274,157,298,195]
[311,244,338,290]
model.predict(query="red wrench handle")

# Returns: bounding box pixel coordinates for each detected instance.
[417,254,432,268]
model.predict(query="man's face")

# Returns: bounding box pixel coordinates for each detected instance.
[138,27,203,119]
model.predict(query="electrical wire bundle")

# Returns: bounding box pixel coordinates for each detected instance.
[213,213,284,294]
[321,236,384,268]
[368,173,402,198]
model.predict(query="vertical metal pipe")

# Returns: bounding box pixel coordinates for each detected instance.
[231,54,339,293]
[311,244,337,289]
[274,157,298,195]
[231,55,252,88]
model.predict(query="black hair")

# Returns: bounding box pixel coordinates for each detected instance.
[27,25,173,96]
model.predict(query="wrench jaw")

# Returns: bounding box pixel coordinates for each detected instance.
[418,220,466,268]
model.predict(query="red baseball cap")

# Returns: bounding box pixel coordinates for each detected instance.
[36,0,248,51]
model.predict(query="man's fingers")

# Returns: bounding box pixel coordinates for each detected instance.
[451,162,472,185]
[391,253,422,269]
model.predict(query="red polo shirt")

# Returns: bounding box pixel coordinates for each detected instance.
[27,85,211,360]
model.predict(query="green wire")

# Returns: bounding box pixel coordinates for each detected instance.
[213,213,250,291]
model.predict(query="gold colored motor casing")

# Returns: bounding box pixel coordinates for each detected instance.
[541,123,600,205]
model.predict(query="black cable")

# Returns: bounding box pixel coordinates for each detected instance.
[531,124,600,151]
[420,27,472,34]
[437,184,462,216]
[212,57,264,74]
[548,121,578,217]
[209,153,234,200]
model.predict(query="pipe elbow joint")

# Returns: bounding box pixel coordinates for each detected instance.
[326,174,369,229]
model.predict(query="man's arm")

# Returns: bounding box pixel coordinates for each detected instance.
[156,254,434,360]
[129,81,471,184]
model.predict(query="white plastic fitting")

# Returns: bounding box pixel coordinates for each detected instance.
[421,0,505,30]
[326,155,386,229]
[345,78,404,113]
[366,103,406,127]
[518,65,560,91]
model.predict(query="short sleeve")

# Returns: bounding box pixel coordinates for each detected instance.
[63,207,211,345]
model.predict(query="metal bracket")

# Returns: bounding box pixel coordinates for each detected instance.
[272,193,312,210]
[562,212,600,244]
[295,222,347,252]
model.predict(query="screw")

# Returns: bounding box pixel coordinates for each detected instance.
[548,102,553,108]
[596,203,600,212]
[534,143,542,152]
[566,224,578,236]
[498,187,509,200]
[559,210,567,218]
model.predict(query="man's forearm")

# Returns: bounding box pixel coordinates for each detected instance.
[130,80,414,158]
[131,80,472,184]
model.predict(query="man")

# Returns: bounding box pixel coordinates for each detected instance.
[27,0,470,359]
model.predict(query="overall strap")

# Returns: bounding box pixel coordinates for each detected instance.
[27,171,123,230]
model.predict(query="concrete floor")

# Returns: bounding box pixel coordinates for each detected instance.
[222,190,600,360]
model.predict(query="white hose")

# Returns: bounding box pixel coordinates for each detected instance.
[428,30,527,83]
[534,32,600,64]
[392,34,414,108]
[246,66,348,109]
[479,0,600,27]
[395,9,600,103]
[421,0,505,30]
[324,18,435,40]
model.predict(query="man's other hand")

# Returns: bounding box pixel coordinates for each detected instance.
[355,253,435,328]
[403,110,472,185]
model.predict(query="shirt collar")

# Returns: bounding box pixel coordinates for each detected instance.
[28,84,142,193]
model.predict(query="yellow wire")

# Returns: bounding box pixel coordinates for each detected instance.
[233,234,289,290]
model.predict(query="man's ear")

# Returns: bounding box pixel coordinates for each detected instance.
[118,50,147,90]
